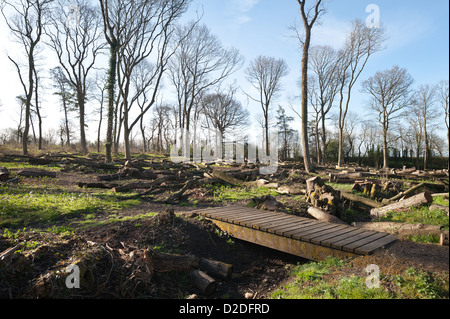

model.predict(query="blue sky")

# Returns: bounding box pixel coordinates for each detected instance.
[0,0,448,141]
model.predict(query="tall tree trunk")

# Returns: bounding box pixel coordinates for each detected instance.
[383,127,388,169]
[78,92,88,155]
[301,27,312,173]
[105,40,118,163]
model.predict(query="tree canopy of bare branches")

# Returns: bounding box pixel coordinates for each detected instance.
[246,55,288,156]
[362,65,414,169]
[169,22,243,138]
[336,19,386,167]
[46,0,105,155]
[1,0,53,155]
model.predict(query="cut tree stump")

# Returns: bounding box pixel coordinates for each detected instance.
[370,191,433,218]
[307,207,347,225]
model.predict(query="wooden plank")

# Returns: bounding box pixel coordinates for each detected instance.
[265,219,312,234]
[210,210,274,223]
[203,209,275,222]
[285,223,332,240]
[200,207,265,218]
[329,229,378,250]
[274,219,318,235]
[225,212,284,226]
[297,224,346,243]
[247,214,297,226]
[309,227,361,247]
[354,234,397,255]
[343,232,389,253]
[254,217,302,232]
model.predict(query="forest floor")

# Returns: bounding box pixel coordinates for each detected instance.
[0,149,448,299]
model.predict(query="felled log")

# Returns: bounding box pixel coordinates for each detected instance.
[29,157,54,166]
[17,170,57,178]
[276,185,306,195]
[112,182,156,193]
[78,182,119,189]
[144,248,199,273]
[340,191,383,209]
[211,170,257,187]
[199,258,233,280]
[307,207,347,225]
[97,172,128,181]
[329,172,372,182]
[370,191,433,218]
[190,270,217,295]
[352,222,442,233]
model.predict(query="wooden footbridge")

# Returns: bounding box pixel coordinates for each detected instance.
[195,206,397,262]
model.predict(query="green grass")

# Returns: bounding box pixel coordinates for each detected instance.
[271,257,449,299]
[0,186,141,228]
[207,185,279,202]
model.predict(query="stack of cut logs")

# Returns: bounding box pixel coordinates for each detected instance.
[107,210,234,296]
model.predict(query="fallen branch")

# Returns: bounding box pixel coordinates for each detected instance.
[370,191,433,218]
[340,191,383,209]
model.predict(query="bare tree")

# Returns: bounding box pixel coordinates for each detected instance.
[1,0,53,155]
[309,45,339,165]
[45,0,105,154]
[411,84,439,170]
[202,87,249,146]
[246,55,288,156]
[169,22,243,138]
[294,0,325,173]
[362,65,414,169]
[51,66,76,148]
[115,1,191,159]
[437,80,449,169]
[336,19,386,167]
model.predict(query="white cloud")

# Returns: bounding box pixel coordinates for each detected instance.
[228,0,260,27]
[232,0,260,13]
